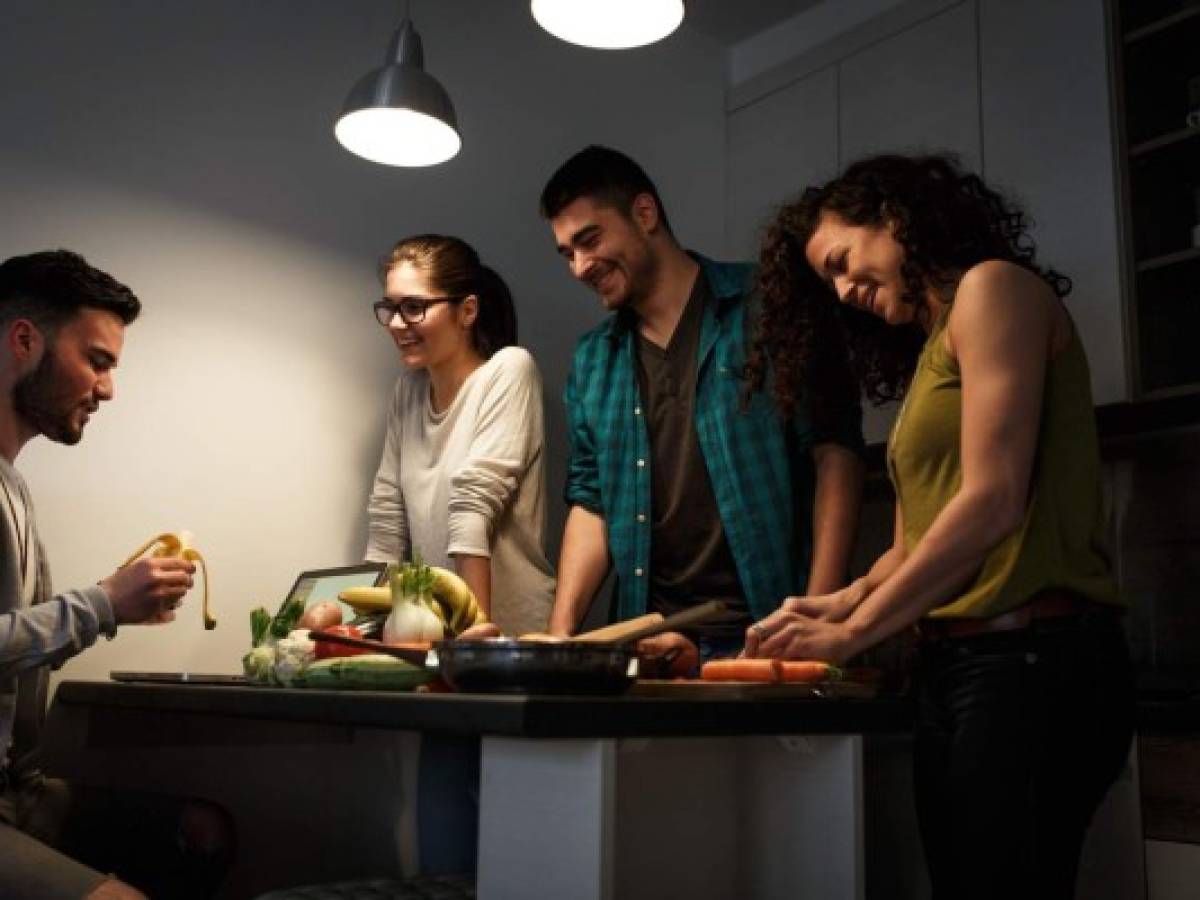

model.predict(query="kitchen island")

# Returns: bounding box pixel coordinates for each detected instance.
[43,680,910,899]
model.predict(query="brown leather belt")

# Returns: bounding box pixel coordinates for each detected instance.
[916,590,1119,642]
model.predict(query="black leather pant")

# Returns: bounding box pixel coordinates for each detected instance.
[913,609,1134,900]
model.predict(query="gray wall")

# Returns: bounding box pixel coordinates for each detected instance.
[0,0,727,678]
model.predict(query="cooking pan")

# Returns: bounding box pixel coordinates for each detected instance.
[309,600,728,695]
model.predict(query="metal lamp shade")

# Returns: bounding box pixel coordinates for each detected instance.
[531,0,685,50]
[335,20,462,167]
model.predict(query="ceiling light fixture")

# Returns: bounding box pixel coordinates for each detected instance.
[334,14,461,167]
[531,0,685,50]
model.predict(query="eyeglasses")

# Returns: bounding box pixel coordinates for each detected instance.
[373,295,466,327]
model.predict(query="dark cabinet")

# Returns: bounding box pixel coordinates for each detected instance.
[1112,1,1200,394]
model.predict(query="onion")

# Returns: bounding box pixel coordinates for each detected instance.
[298,600,343,632]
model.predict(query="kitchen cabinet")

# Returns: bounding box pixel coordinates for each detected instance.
[726,66,839,259]
[1111,0,1200,395]
[979,0,1126,404]
[837,1,980,169]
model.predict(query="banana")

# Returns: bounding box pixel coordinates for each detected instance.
[121,531,214,630]
[428,566,487,633]
[338,565,486,634]
[337,586,392,614]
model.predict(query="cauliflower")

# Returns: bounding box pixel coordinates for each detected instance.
[242,645,276,682]
[272,629,316,686]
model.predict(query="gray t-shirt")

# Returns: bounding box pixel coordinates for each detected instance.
[0,459,114,780]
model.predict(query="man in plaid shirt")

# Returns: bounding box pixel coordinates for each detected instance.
[540,146,864,662]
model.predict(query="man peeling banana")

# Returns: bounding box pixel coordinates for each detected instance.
[0,251,234,900]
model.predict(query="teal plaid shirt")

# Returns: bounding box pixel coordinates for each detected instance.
[564,254,864,623]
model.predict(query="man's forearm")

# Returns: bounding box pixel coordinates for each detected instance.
[548,505,610,636]
[807,442,865,595]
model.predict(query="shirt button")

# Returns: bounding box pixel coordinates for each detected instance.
[636,513,646,523]
[636,459,645,468]
[634,568,644,577]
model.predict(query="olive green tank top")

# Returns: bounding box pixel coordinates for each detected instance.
[887,310,1120,619]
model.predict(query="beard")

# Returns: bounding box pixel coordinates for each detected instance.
[13,351,85,445]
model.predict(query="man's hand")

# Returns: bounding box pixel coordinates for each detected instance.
[457,622,504,641]
[636,631,699,677]
[100,556,195,625]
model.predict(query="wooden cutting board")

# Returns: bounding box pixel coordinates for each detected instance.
[569,613,666,643]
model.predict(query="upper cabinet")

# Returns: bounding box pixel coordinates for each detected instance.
[839,2,980,169]
[979,0,1125,405]
[1110,0,1200,396]
[726,67,839,260]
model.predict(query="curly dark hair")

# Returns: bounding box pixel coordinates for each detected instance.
[0,249,141,336]
[746,154,1071,420]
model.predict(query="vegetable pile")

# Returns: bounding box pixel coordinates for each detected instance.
[241,558,482,691]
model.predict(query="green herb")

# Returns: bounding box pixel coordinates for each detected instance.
[250,606,271,647]
[269,596,306,639]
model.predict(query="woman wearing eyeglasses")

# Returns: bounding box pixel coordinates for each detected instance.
[364,234,555,636]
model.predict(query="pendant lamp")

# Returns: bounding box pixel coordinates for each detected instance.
[335,17,461,167]
[531,0,685,50]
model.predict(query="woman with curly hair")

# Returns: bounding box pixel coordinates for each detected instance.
[743,154,1133,898]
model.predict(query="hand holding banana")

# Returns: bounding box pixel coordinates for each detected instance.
[108,531,214,629]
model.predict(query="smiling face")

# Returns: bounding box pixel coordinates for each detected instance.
[381,261,477,372]
[804,211,918,326]
[550,195,659,311]
[13,307,123,445]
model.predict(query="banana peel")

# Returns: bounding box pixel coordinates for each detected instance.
[121,531,214,630]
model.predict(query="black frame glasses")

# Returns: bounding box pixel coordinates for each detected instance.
[373,295,466,327]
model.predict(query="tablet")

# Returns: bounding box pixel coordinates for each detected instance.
[110,671,251,685]
[284,562,388,613]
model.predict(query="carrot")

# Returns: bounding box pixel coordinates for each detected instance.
[779,661,840,683]
[701,659,780,683]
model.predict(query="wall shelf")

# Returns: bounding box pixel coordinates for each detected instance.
[1124,5,1200,43]
[1130,125,1200,158]
[1113,0,1200,395]
[1137,247,1200,273]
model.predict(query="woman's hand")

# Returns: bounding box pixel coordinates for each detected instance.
[744,608,860,665]
[780,587,856,623]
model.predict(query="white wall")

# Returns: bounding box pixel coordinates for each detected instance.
[0,0,727,679]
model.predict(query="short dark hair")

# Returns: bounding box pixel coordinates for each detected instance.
[539,145,673,233]
[0,250,141,336]
[381,234,517,359]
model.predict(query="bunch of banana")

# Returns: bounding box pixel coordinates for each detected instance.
[339,565,486,635]
[120,531,214,630]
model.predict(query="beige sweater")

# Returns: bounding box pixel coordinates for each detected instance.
[365,347,555,636]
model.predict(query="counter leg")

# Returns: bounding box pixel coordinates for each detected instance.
[743,734,864,900]
[477,737,615,900]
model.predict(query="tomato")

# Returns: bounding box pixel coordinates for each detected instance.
[313,624,372,659]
